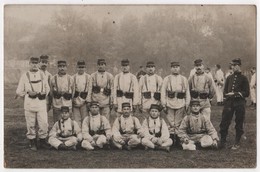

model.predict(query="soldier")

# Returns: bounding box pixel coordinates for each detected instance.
[250,67,256,109]
[72,60,91,128]
[136,65,146,81]
[81,101,112,150]
[214,64,225,106]
[139,61,163,120]
[114,59,139,116]
[16,57,50,151]
[48,106,82,150]
[178,100,219,150]
[161,62,190,135]
[112,102,143,150]
[50,60,74,123]
[39,55,52,111]
[141,104,173,152]
[188,59,215,120]
[219,58,250,150]
[87,59,114,121]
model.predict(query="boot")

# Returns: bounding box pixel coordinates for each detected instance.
[218,138,227,149]
[29,139,37,151]
[38,138,50,149]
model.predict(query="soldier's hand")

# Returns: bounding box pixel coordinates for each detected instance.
[114,104,118,112]
[163,107,168,114]
[157,138,163,145]
[183,138,189,144]
[151,137,158,143]
[139,132,145,138]
[212,139,218,148]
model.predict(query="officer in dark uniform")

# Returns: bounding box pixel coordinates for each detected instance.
[219,58,249,150]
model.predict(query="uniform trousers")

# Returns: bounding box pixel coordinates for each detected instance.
[142,137,173,149]
[166,107,186,133]
[219,100,245,142]
[81,134,108,150]
[72,104,88,128]
[48,136,78,149]
[113,134,141,149]
[24,109,48,140]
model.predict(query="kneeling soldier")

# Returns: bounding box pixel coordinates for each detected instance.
[81,101,112,150]
[112,102,143,150]
[178,100,219,150]
[48,106,82,150]
[141,104,173,152]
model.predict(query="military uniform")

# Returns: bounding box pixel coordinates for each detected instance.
[188,59,215,120]
[81,102,112,150]
[214,65,225,105]
[219,59,249,149]
[87,59,114,121]
[72,61,91,128]
[48,106,82,150]
[141,105,173,150]
[50,60,74,123]
[112,103,142,149]
[139,61,163,119]
[114,59,139,113]
[161,62,190,133]
[16,57,50,150]
[39,55,52,111]
[178,101,219,150]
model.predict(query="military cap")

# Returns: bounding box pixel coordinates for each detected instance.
[97,59,106,65]
[194,59,203,66]
[190,100,200,106]
[57,60,67,66]
[40,55,49,61]
[216,64,221,69]
[77,60,86,66]
[122,102,131,108]
[61,106,70,112]
[171,62,180,67]
[230,58,241,66]
[146,61,155,67]
[90,101,99,107]
[149,104,161,111]
[30,57,39,63]
[121,59,130,66]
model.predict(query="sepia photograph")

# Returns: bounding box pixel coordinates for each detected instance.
[3,2,257,168]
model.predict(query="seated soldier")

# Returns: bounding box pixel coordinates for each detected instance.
[112,102,143,150]
[48,106,82,150]
[81,101,112,150]
[178,100,219,150]
[141,104,173,152]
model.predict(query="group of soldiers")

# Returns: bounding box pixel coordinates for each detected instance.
[15,55,252,152]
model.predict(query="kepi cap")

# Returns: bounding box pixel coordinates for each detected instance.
[122,102,131,108]
[57,60,67,66]
[194,59,203,66]
[90,101,99,107]
[97,59,106,65]
[61,106,69,112]
[121,59,130,66]
[171,62,180,67]
[190,100,200,106]
[149,104,161,111]
[30,57,39,63]
[230,58,241,66]
[146,61,155,67]
[77,60,86,66]
[40,55,49,61]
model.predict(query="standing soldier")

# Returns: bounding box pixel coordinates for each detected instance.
[219,58,250,150]
[139,61,163,120]
[250,67,256,109]
[39,55,52,111]
[72,60,91,128]
[86,59,114,121]
[15,57,50,151]
[188,59,215,120]
[161,62,190,135]
[214,64,225,106]
[114,59,139,115]
[50,60,74,123]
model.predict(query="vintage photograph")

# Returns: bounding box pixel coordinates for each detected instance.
[4,4,256,168]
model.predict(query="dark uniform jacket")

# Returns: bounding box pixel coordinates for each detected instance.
[224,71,249,106]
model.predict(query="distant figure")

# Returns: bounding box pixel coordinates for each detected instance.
[136,66,146,81]
[214,64,225,106]
[250,67,256,109]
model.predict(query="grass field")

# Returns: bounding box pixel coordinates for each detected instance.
[4,83,256,168]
